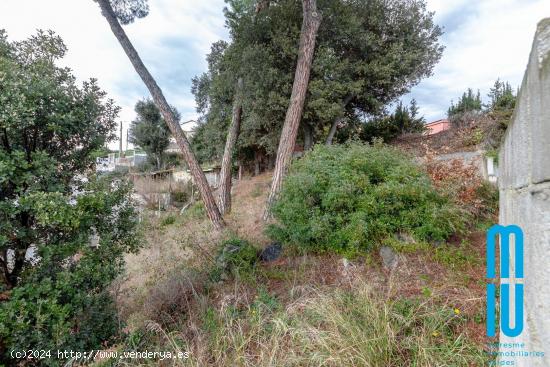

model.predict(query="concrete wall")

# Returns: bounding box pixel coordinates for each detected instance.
[498,18,550,366]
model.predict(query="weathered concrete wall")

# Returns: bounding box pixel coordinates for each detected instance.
[498,18,550,366]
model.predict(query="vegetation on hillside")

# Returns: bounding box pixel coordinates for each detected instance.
[129,99,178,170]
[357,100,426,143]
[191,0,443,166]
[107,169,493,367]
[267,143,465,255]
[445,79,517,153]
[0,30,140,363]
[0,1,507,365]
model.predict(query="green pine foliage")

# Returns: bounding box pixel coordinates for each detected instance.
[359,100,426,143]
[267,143,466,255]
[191,0,443,164]
[487,79,516,127]
[447,88,482,118]
[129,99,178,171]
[0,30,140,364]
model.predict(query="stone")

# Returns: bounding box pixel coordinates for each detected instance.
[379,246,398,270]
[497,18,550,366]
[396,232,416,244]
[259,242,282,262]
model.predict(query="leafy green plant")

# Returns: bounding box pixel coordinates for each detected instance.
[0,30,139,365]
[464,128,484,146]
[160,214,177,227]
[267,143,465,255]
[433,240,481,270]
[213,238,258,279]
[183,202,206,220]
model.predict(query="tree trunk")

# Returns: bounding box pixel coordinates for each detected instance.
[303,122,313,151]
[254,151,261,176]
[96,0,224,229]
[218,78,243,215]
[263,0,321,220]
[325,117,343,145]
[325,95,353,145]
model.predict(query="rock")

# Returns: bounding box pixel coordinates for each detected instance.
[379,246,398,270]
[259,242,282,262]
[433,240,444,247]
[396,232,416,243]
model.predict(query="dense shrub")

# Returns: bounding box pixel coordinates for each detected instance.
[359,100,426,143]
[0,31,139,365]
[213,239,258,279]
[267,143,465,254]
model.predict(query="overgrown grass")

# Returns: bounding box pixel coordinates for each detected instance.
[384,237,481,270]
[106,280,487,366]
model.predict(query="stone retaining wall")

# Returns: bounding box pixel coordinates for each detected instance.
[498,18,550,366]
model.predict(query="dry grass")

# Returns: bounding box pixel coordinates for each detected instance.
[224,173,273,245]
[111,275,488,367]
[106,171,491,367]
[115,173,273,327]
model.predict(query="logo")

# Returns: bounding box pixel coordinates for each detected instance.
[486,225,524,337]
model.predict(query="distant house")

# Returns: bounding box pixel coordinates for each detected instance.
[96,152,147,173]
[425,119,451,135]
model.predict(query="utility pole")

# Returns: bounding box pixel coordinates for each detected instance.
[119,121,124,158]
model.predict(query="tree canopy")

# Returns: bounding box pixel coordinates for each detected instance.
[191,0,443,165]
[129,99,176,170]
[98,0,149,24]
[487,79,516,126]
[447,88,482,117]
[358,100,426,143]
[0,30,139,361]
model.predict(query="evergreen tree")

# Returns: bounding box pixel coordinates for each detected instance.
[0,30,139,362]
[359,100,426,143]
[128,99,176,170]
[95,0,225,229]
[447,88,482,117]
[447,88,483,127]
[191,0,444,165]
[487,78,516,126]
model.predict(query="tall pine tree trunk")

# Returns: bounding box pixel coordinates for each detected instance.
[218,78,243,215]
[263,0,321,220]
[96,0,224,230]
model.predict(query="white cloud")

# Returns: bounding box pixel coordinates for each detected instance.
[0,0,228,148]
[407,0,549,121]
[1,0,548,140]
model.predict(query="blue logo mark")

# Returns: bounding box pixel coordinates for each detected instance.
[486,224,524,338]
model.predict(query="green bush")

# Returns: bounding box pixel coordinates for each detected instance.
[160,214,177,227]
[171,190,189,204]
[212,239,258,280]
[267,143,465,254]
[0,31,140,365]
[183,202,206,220]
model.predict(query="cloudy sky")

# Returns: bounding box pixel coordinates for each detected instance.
[0,0,548,148]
